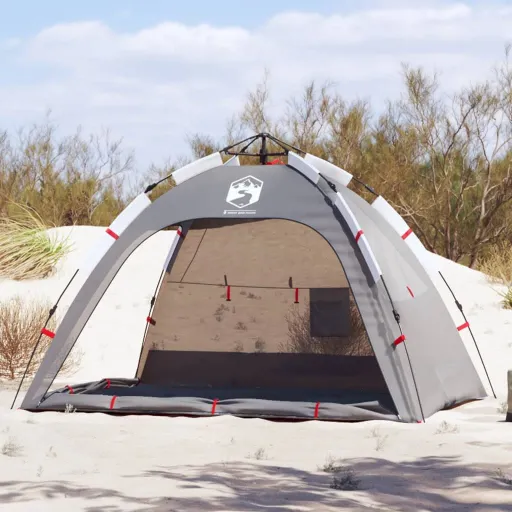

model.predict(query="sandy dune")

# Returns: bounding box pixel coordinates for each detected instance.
[0,226,511,511]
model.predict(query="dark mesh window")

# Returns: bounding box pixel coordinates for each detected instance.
[310,288,351,338]
[138,219,387,402]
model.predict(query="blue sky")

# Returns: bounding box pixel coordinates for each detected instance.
[0,0,349,37]
[1,0,500,34]
[1,1,511,170]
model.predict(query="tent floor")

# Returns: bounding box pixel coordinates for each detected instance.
[34,378,400,422]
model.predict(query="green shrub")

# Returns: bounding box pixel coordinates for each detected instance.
[0,204,70,280]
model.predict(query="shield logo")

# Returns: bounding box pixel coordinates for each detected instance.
[226,175,264,209]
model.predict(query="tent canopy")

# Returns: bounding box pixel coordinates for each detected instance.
[18,135,487,422]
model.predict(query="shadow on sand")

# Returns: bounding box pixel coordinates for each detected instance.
[0,456,510,511]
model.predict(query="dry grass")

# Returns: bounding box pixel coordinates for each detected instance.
[0,296,80,380]
[330,469,361,491]
[235,321,247,331]
[501,288,512,310]
[434,420,460,434]
[280,295,373,356]
[480,243,512,284]
[1,437,23,457]
[369,427,389,451]
[64,403,77,414]
[247,447,268,460]
[233,341,244,352]
[495,468,512,486]
[0,204,70,280]
[479,243,512,309]
[320,455,345,473]
[320,456,361,491]
[254,337,266,352]
[214,303,229,322]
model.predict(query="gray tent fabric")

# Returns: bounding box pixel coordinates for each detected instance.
[338,186,487,417]
[20,160,486,422]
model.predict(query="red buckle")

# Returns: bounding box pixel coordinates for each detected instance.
[401,228,413,240]
[106,228,119,240]
[457,322,469,331]
[393,334,406,347]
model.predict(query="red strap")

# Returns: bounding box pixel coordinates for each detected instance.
[402,228,413,240]
[105,379,111,389]
[355,230,364,243]
[393,334,406,347]
[66,385,74,394]
[266,158,283,165]
[109,396,118,410]
[211,398,218,415]
[146,316,156,326]
[105,228,119,240]
[457,321,469,331]
[41,328,55,339]
[407,286,415,298]
[226,286,231,301]
[294,288,299,304]
[314,402,320,419]
[176,228,185,238]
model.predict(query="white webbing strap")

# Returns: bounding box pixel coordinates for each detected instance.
[334,192,382,283]
[172,152,223,185]
[288,152,320,184]
[371,196,435,275]
[79,193,151,278]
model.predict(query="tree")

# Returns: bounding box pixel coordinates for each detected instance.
[0,121,133,226]
[381,59,512,266]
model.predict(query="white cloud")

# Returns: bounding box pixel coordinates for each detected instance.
[1,2,512,169]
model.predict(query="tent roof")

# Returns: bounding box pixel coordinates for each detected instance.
[18,148,487,422]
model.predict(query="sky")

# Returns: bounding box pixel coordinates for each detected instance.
[1,0,512,171]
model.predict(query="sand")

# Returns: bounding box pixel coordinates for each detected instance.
[0,226,511,511]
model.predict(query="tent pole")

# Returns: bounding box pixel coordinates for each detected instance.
[135,223,192,377]
[11,269,79,410]
[135,266,168,376]
[437,271,496,398]
[259,133,268,165]
[381,275,426,423]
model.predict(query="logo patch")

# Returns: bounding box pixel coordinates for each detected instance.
[225,175,263,210]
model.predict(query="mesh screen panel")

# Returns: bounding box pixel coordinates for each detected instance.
[138,219,387,398]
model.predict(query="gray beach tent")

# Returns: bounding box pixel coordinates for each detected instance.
[18,133,489,422]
